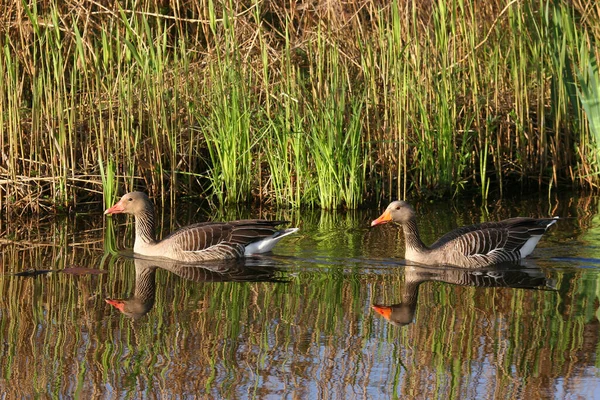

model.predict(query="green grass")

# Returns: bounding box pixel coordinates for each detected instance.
[1,0,600,211]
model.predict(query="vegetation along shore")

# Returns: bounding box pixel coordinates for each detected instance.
[1,0,599,213]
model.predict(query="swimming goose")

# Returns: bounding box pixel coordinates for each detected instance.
[104,192,298,262]
[372,265,555,326]
[371,201,557,268]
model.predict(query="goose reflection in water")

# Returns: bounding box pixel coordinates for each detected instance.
[372,265,556,327]
[106,256,284,319]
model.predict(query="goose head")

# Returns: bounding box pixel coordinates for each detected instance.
[104,192,152,216]
[371,200,415,226]
[105,298,154,320]
[372,303,416,326]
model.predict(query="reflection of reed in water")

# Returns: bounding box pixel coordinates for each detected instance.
[106,256,283,319]
[373,265,556,326]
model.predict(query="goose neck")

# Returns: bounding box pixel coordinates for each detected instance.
[402,278,422,305]
[134,206,157,247]
[134,265,157,304]
[402,218,428,253]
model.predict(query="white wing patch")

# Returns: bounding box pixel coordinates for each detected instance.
[244,228,299,255]
[519,235,543,258]
[519,217,557,258]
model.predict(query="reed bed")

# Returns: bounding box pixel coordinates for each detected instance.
[1,0,599,212]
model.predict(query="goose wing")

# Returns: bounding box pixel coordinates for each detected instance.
[431,217,554,250]
[162,219,288,253]
[434,217,556,264]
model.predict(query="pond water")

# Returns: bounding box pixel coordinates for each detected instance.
[0,193,599,399]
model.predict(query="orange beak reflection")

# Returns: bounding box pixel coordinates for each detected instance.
[106,298,126,312]
[372,304,393,320]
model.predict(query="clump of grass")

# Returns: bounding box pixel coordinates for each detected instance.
[301,30,366,209]
[579,59,600,149]
[98,154,117,209]
[2,0,600,212]
[262,94,311,208]
[196,58,257,205]
[258,17,312,208]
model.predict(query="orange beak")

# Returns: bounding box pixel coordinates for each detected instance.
[104,199,125,215]
[372,304,392,320]
[106,298,126,312]
[371,210,392,227]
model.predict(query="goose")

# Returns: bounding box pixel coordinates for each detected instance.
[104,192,298,262]
[371,200,557,268]
[106,257,281,319]
[372,265,555,326]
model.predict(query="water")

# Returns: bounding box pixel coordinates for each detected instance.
[1,194,599,399]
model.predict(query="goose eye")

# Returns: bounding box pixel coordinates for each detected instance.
[128,198,133,202]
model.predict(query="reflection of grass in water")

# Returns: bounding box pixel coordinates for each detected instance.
[84,234,600,391]
[576,210,600,354]
[0,201,599,396]
[374,275,592,398]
